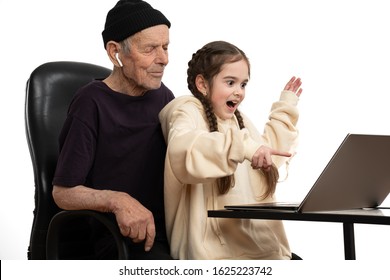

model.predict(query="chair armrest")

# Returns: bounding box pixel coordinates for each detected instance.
[46,210,129,259]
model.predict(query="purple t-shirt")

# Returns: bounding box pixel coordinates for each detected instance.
[53,80,174,237]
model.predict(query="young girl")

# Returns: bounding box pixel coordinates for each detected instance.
[159,41,302,260]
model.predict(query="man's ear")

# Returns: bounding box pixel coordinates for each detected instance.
[195,74,208,96]
[106,41,122,67]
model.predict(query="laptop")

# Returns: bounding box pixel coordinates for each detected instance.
[225,134,390,213]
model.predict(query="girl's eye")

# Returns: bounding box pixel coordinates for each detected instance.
[227,80,234,86]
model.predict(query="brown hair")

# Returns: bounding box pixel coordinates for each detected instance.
[187,41,278,197]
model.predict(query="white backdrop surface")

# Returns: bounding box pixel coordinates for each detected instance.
[1,0,390,262]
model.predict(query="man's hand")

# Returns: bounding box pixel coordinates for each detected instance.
[112,192,156,252]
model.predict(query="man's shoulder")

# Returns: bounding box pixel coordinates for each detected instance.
[71,80,110,103]
[156,82,175,99]
[75,80,105,95]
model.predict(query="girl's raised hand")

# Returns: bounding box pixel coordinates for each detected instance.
[284,76,303,97]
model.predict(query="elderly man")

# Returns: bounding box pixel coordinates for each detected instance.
[52,0,174,259]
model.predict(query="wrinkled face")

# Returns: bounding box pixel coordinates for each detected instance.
[122,24,169,94]
[210,60,249,120]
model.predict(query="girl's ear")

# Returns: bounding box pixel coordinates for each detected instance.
[195,74,208,96]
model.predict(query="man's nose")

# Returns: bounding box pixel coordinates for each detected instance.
[156,47,168,65]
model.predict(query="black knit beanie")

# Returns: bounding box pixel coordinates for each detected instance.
[102,0,171,49]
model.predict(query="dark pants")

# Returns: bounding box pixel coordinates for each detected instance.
[94,232,173,260]
[90,215,172,260]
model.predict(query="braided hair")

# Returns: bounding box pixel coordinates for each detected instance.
[187,41,278,197]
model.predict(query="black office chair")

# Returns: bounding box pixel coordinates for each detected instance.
[25,61,130,259]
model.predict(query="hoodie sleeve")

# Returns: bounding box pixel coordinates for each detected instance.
[159,96,261,184]
[245,90,300,168]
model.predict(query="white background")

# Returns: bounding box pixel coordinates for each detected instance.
[1,0,390,263]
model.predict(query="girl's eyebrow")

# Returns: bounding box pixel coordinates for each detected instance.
[223,75,239,80]
[223,76,249,83]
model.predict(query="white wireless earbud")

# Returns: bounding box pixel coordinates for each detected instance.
[115,53,123,67]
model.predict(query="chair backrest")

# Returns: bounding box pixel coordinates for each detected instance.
[25,61,111,259]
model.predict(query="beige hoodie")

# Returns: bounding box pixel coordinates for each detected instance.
[159,90,299,259]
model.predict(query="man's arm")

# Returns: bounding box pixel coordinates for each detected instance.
[52,185,156,251]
